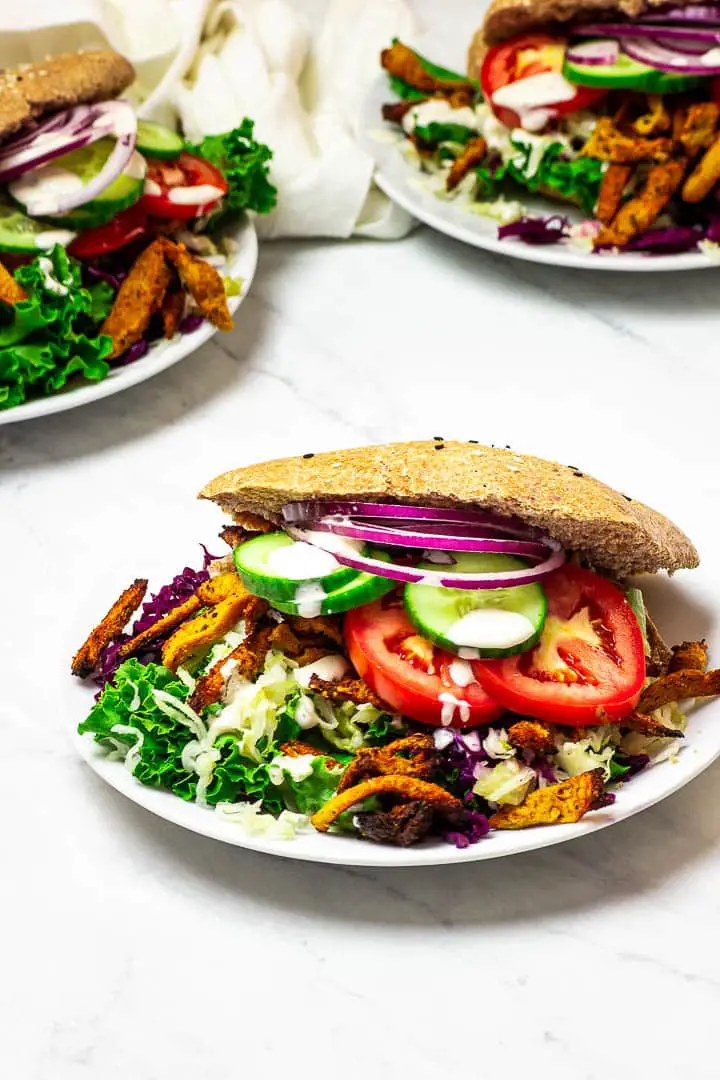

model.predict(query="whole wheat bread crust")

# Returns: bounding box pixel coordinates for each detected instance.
[481,0,701,45]
[199,441,698,578]
[0,50,135,143]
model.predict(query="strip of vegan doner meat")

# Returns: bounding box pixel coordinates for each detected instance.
[507,720,555,756]
[490,769,609,829]
[159,284,185,339]
[580,118,673,164]
[72,578,148,677]
[668,640,708,674]
[117,595,202,661]
[596,164,632,225]
[337,734,437,793]
[446,137,487,191]
[308,674,385,709]
[100,239,172,359]
[637,668,720,713]
[161,589,252,671]
[596,158,686,248]
[311,775,462,832]
[160,239,233,331]
[683,135,720,202]
[380,41,472,95]
[621,712,684,739]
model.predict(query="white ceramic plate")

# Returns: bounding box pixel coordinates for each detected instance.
[0,216,258,425]
[359,58,720,272]
[70,568,720,868]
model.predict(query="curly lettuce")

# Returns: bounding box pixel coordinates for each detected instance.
[476,141,603,216]
[0,244,113,410]
[186,119,277,227]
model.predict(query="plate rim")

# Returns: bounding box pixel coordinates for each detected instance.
[71,683,720,868]
[359,72,720,274]
[0,216,259,426]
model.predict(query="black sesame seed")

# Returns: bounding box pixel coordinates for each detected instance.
[434,443,445,450]
[433,435,444,441]
[573,471,584,478]
[302,453,314,459]
[505,444,511,449]
[623,494,633,502]
[468,439,479,444]
[567,464,580,471]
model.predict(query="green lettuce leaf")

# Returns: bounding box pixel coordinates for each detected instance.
[272,755,343,815]
[186,119,277,227]
[415,122,476,146]
[0,244,112,410]
[78,659,199,800]
[475,142,603,216]
[206,734,284,813]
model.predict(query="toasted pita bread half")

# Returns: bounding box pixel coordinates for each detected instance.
[0,50,135,143]
[199,440,698,579]
[480,0,701,47]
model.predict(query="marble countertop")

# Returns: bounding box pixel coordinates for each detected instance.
[5,7,720,1066]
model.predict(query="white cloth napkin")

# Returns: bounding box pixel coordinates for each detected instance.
[0,0,420,240]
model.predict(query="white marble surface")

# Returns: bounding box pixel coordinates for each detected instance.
[5,4,720,1077]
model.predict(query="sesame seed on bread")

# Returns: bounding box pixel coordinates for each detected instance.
[0,50,135,143]
[199,441,699,578]
[480,0,702,45]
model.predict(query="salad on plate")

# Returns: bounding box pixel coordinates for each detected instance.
[378,0,720,256]
[0,49,276,412]
[72,441,720,849]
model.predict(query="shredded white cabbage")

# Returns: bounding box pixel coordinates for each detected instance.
[474,759,536,806]
[215,801,309,838]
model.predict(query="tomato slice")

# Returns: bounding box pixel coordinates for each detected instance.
[140,151,228,221]
[472,565,645,727]
[67,202,148,259]
[344,596,503,728]
[481,33,606,129]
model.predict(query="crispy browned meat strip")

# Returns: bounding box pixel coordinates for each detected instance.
[72,578,148,677]
[159,284,185,339]
[581,118,673,164]
[668,640,708,674]
[355,801,436,846]
[621,712,684,739]
[382,99,425,123]
[446,136,487,191]
[100,239,172,359]
[188,598,271,710]
[633,95,670,137]
[281,740,338,761]
[0,261,26,306]
[683,134,720,202]
[337,734,437,793]
[507,720,555,756]
[675,102,719,157]
[309,674,385,710]
[161,590,252,671]
[118,595,202,661]
[646,613,672,677]
[195,571,245,605]
[380,41,472,95]
[219,524,258,549]
[285,614,344,647]
[596,158,686,248]
[312,775,462,832]
[596,164,633,224]
[490,769,607,830]
[160,239,233,331]
[638,668,720,713]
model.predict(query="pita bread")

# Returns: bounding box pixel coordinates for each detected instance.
[0,51,134,143]
[481,0,700,45]
[200,440,698,577]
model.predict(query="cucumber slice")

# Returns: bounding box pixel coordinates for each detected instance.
[270,566,395,617]
[233,532,357,604]
[404,553,547,659]
[10,139,145,229]
[564,48,702,93]
[0,198,76,252]
[137,120,184,160]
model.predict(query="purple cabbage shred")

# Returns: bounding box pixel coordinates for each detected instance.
[498,215,570,246]
[179,314,205,334]
[93,549,220,689]
[114,339,150,367]
[85,263,128,290]
[614,751,651,779]
[624,226,702,255]
[444,810,491,849]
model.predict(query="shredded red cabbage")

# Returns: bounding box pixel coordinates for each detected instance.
[623,226,703,254]
[498,215,570,245]
[444,809,491,849]
[113,339,149,367]
[93,547,219,688]
[614,751,651,779]
[179,313,205,334]
[84,263,127,290]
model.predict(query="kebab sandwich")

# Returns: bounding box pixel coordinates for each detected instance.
[72,441,719,847]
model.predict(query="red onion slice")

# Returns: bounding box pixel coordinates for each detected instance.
[572,21,720,41]
[566,38,620,65]
[306,513,552,556]
[653,33,713,52]
[282,499,537,537]
[639,6,720,24]
[286,527,566,589]
[0,100,138,209]
[621,35,720,72]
